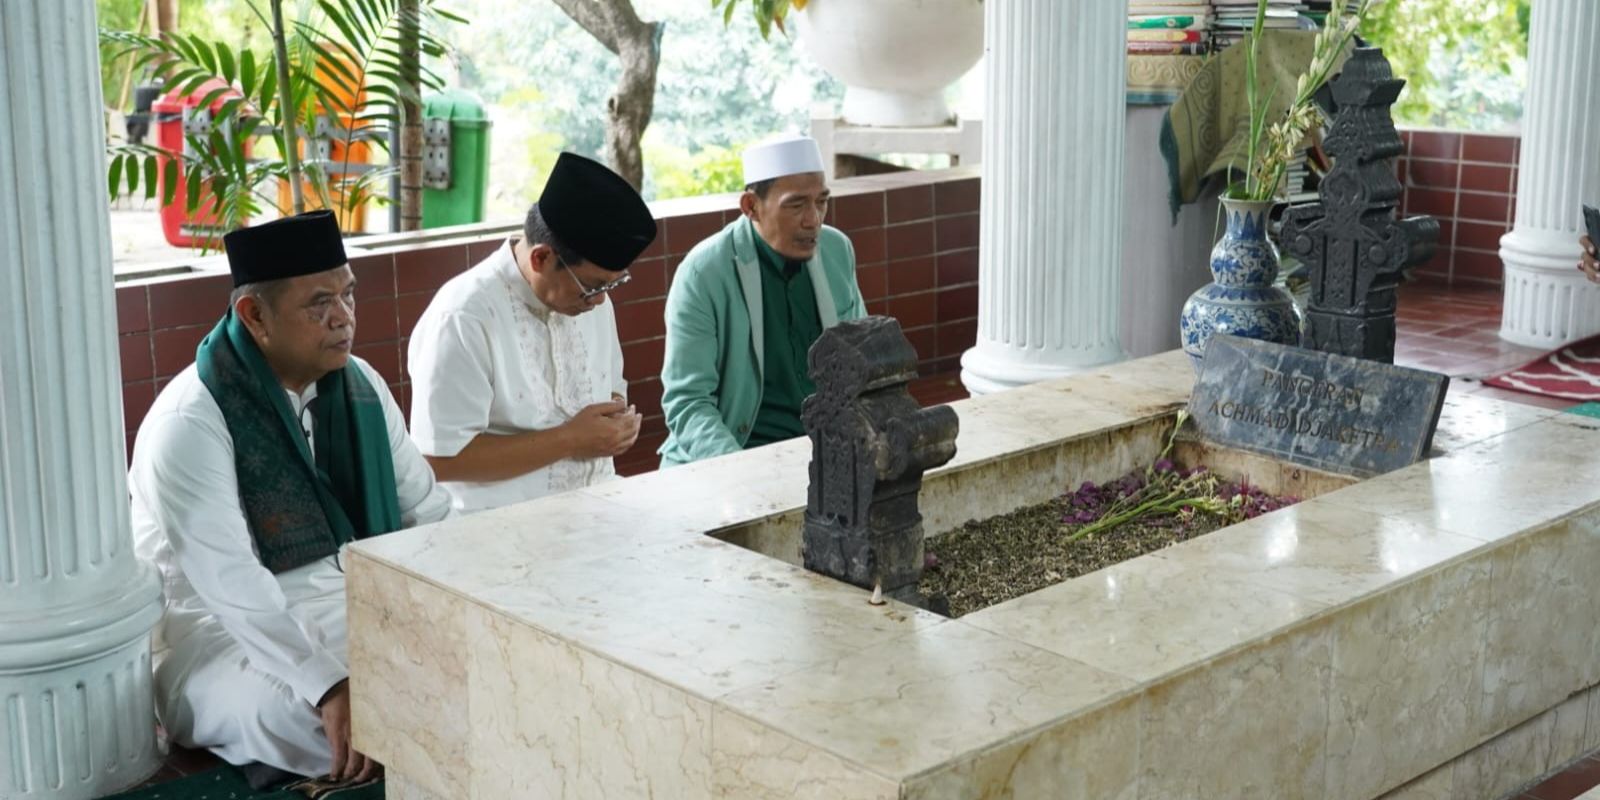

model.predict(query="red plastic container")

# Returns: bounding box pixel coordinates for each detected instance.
[153,79,250,248]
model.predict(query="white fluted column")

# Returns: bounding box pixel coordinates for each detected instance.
[961,0,1128,394]
[1499,0,1600,347]
[0,2,164,798]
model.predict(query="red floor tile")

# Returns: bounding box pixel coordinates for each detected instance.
[133,744,223,789]
[1399,322,1457,336]
[1391,281,1560,387]
[1525,754,1600,799]
[910,372,970,407]
[133,764,184,788]
[166,745,222,775]
[1458,383,1574,410]
[1430,324,1493,339]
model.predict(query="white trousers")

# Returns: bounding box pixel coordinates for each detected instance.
[153,604,347,778]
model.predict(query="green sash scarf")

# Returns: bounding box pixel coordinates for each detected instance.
[196,310,402,573]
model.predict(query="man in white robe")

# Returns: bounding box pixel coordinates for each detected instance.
[130,211,452,785]
[408,153,657,513]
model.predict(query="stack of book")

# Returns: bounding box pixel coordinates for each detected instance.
[1211,0,1299,50]
[1127,0,1212,56]
[1283,151,1317,205]
[1126,1,1212,105]
[1298,0,1366,27]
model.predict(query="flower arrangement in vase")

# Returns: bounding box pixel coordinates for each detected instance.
[1179,0,1372,369]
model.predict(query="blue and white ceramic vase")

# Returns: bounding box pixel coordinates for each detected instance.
[1179,197,1302,370]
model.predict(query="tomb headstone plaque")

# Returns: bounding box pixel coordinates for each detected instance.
[801,317,959,604]
[1280,47,1439,363]
[1189,335,1448,477]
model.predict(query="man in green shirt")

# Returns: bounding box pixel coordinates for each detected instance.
[658,135,866,466]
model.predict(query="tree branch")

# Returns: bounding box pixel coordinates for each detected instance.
[550,0,660,189]
[399,0,423,231]
[591,0,646,31]
[269,0,304,214]
[549,0,621,54]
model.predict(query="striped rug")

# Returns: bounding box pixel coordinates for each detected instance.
[1485,334,1600,401]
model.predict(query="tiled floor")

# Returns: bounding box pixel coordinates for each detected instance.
[132,738,221,788]
[1521,753,1600,800]
[1391,278,1569,410]
[133,278,1595,798]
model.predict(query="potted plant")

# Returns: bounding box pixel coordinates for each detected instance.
[714,0,984,128]
[102,0,462,243]
[1179,0,1371,369]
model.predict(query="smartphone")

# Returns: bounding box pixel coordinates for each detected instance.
[1585,204,1600,245]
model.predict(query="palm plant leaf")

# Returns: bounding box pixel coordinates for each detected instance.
[294,0,461,201]
[101,0,462,232]
[106,154,124,201]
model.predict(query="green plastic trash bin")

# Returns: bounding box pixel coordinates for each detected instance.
[421,89,492,229]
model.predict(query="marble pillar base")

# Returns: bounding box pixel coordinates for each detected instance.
[1500,230,1600,347]
[959,344,1125,395]
[1,633,162,799]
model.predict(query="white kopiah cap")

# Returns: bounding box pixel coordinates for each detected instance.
[742,135,826,186]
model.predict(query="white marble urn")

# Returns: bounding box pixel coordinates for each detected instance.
[794,0,984,127]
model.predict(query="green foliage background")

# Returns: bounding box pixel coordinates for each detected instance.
[96,0,264,111]
[96,0,1531,222]
[438,0,843,209]
[1360,0,1530,131]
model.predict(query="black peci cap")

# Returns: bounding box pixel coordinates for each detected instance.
[537,153,658,272]
[222,210,348,287]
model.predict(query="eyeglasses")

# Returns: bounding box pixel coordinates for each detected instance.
[558,254,631,300]
[302,288,356,324]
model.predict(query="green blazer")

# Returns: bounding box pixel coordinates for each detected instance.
[658,218,866,467]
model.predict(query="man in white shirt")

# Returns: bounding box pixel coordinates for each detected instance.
[129,211,453,786]
[407,153,657,513]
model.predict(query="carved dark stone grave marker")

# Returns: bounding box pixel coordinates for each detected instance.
[801,317,959,605]
[1281,47,1439,363]
[1191,335,1449,478]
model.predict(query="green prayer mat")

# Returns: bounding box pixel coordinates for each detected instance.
[1564,402,1600,419]
[103,767,383,800]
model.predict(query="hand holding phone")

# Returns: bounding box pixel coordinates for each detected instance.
[1580,205,1600,282]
